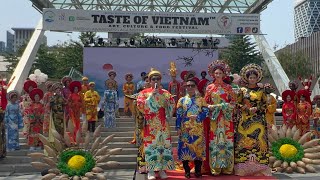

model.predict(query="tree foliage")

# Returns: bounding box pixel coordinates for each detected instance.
[222,35,264,73]
[4,41,83,79]
[276,49,313,78]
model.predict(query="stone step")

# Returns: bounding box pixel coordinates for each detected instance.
[0,162,136,173]
[6,147,138,157]
[0,154,137,164]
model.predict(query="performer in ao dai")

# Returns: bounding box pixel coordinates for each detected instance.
[84,82,100,132]
[21,80,37,138]
[68,81,83,140]
[137,68,175,180]
[296,89,312,134]
[176,78,209,178]
[234,63,271,176]
[312,95,320,138]
[264,84,277,129]
[43,81,54,136]
[204,60,236,175]
[50,83,66,136]
[25,88,44,151]
[102,81,118,128]
[282,90,297,128]
[61,76,72,127]
[123,73,135,116]
[5,90,23,151]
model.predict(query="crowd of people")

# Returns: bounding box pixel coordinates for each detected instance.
[0,60,319,180]
[126,60,320,179]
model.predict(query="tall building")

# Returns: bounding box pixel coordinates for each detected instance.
[6,31,14,53]
[294,0,320,40]
[276,31,320,78]
[11,28,47,52]
[0,41,5,53]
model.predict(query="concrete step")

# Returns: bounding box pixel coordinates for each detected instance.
[6,147,138,157]
[0,162,136,173]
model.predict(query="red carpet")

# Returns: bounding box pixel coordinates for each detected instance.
[164,171,278,180]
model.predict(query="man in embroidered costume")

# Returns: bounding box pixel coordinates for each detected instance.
[84,82,100,132]
[176,78,209,178]
[234,63,271,176]
[204,60,236,175]
[137,72,147,93]
[123,73,135,117]
[137,68,175,180]
[264,83,277,129]
[81,76,90,95]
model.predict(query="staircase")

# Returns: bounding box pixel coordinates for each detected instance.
[0,116,285,178]
[0,117,140,179]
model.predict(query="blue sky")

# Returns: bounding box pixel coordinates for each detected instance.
[0,0,295,49]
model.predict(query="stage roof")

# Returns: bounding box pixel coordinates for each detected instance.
[30,0,272,13]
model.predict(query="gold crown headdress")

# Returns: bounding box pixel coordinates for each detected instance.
[148,68,162,79]
[240,63,263,83]
[168,62,177,77]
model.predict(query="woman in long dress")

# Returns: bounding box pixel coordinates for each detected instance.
[204,60,236,175]
[68,81,83,140]
[282,90,297,128]
[296,89,312,134]
[5,90,23,151]
[21,80,37,138]
[102,81,118,128]
[25,88,44,151]
[234,63,271,176]
[50,83,66,136]
[43,81,54,136]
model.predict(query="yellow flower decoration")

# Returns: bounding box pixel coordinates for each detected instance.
[68,155,86,170]
[279,144,298,159]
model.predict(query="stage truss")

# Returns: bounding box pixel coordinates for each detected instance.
[31,0,270,13]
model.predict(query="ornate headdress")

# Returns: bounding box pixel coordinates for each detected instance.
[180,71,188,80]
[89,82,95,86]
[29,88,44,101]
[208,60,231,78]
[69,81,82,93]
[148,68,161,79]
[23,80,37,93]
[168,62,177,77]
[7,90,19,101]
[240,63,263,83]
[108,70,117,77]
[61,76,72,86]
[282,90,295,101]
[82,76,88,81]
[52,82,63,91]
[288,80,299,91]
[125,73,133,79]
[297,89,311,104]
[45,81,54,91]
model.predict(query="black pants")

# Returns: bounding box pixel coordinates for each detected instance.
[182,160,202,173]
[88,121,96,132]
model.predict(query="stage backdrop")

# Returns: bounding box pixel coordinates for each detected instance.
[83,47,218,108]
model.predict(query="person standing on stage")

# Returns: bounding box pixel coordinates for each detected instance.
[105,70,119,117]
[234,63,271,176]
[137,72,147,93]
[176,78,209,178]
[137,68,175,180]
[282,90,297,128]
[264,83,277,129]
[123,73,135,117]
[296,89,312,134]
[102,80,118,128]
[84,82,100,132]
[168,62,180,107]
[204,60,236,175]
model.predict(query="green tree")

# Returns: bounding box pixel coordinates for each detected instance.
[222,35,264,73]
[276,49,313,78]
[79,32,97,45]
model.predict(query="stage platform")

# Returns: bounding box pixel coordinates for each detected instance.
[134,171,285,180]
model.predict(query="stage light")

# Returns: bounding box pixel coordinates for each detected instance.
[202,38,208,46]
[170,38,177,46]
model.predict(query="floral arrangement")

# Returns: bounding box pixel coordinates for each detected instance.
[269,125,320,173]
[29,122,122,180]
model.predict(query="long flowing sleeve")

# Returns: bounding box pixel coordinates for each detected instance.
[175,98,184,130]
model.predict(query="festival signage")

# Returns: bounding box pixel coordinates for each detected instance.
[43,8,260,35]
